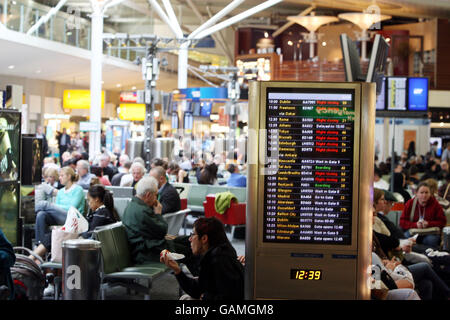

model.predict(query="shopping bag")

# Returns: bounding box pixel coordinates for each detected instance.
[63,207,89,234]
[50,227,78,263]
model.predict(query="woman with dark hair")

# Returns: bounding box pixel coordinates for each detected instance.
[198,163,218,185]
[160,217,244,300]
[407,141,416,159]
[393,172,412,202]
[80,185,119,239]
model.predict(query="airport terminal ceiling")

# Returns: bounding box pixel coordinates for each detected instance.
[29,0,450,26]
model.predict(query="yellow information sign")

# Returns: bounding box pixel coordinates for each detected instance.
[118,103,146,121]
[63,90,105,109]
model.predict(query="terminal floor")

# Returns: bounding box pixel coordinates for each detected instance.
[100,226,245,300]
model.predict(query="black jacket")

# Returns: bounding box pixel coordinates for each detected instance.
[80,206,117,239]
[159,183,181,214]
[175,243,244,300]
[377,213,405,240]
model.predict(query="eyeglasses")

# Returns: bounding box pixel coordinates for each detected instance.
[189,232,198,238]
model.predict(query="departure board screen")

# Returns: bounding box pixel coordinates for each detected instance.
[263,88,355,245]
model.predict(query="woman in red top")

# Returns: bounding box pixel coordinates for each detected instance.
[399,181,447,249]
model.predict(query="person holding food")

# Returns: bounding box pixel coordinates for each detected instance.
[160,217,245,300]
[121,176,194,268]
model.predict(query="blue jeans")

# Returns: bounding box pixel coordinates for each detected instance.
[404,230,441,249]
[408,262,450,300]
[34,201,67,249]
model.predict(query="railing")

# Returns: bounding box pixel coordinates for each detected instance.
[1,0,92,49]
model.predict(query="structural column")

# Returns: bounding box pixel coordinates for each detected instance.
[89,7,103,158]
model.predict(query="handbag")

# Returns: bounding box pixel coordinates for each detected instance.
[50,227,79,263]
[409,197,441,236]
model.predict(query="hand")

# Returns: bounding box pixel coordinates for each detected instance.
[160,252,181,274]
[416,221,424,229]
[154,200,162,215]
[408,236,417,245]
[401,242,412,253]
[237,255,245,266]
[422,220,429,228]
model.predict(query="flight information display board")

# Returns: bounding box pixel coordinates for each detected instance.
[263,88,355,245]
[386,77,407,111]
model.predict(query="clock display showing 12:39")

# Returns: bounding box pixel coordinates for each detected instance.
[290,269,322,280]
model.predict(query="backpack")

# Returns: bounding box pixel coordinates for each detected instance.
[10,247,45,300]
[425,250,450,287]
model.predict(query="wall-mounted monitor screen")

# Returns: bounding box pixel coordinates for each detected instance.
[0,182,20,245]
[171,112,179,129]
[408,77,428,111]
[192,102,201,116]
[0,110,21,182]
[184,112,193,130]
[263,88,355,245]
[386,77,407,111]
[200,102,212,117]
[376,77,386,110]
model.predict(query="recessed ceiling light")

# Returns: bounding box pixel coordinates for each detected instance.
[36,69,41,74]
[116,84,122,88]
[131,86,136,90]
[8,65,14,69]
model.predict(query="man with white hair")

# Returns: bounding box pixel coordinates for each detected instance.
[120,162,146,188]
[121,176,193,264]
[118,154,130,173]
[99,153,117,181]
[76,160,96,189]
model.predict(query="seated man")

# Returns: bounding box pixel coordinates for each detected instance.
[76,160,96,190]
[121,177,193,266]
[111,160,132,186]
[121,162,145,189]
[226,164,246,187]
[149,166,180,214]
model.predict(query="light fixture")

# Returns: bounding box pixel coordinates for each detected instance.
[322,41,327,46]
[8,65,14,69]
[338,12,391,61]
[131,86,136,90]
[287,12,338,59]
[116,84,122,88]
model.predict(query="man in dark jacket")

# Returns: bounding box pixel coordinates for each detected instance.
[160,217,244,300]
[121,176,191,264]
[149,166,180,214]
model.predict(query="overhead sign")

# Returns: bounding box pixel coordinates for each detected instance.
[63,90,105,109]
[118,103,146,121]
[120,91,138,103]
[175,87,228,101]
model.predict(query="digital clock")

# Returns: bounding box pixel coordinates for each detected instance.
[290,269,322,280]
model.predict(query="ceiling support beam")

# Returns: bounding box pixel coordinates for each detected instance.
[194,0,283,40]
[185,0,233,63]
[27,0,68,35]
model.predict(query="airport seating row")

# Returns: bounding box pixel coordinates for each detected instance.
[93,222,170,300]
[203,194,246,238]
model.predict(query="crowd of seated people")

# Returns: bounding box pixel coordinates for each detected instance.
[22,144,251,299]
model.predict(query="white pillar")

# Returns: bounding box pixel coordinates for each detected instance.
[89,8,103,158]
[361,29,368,61]
[178,41,190,89]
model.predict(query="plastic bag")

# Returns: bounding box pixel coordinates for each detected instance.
[63,207,89,233]
[50,227,78,263]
